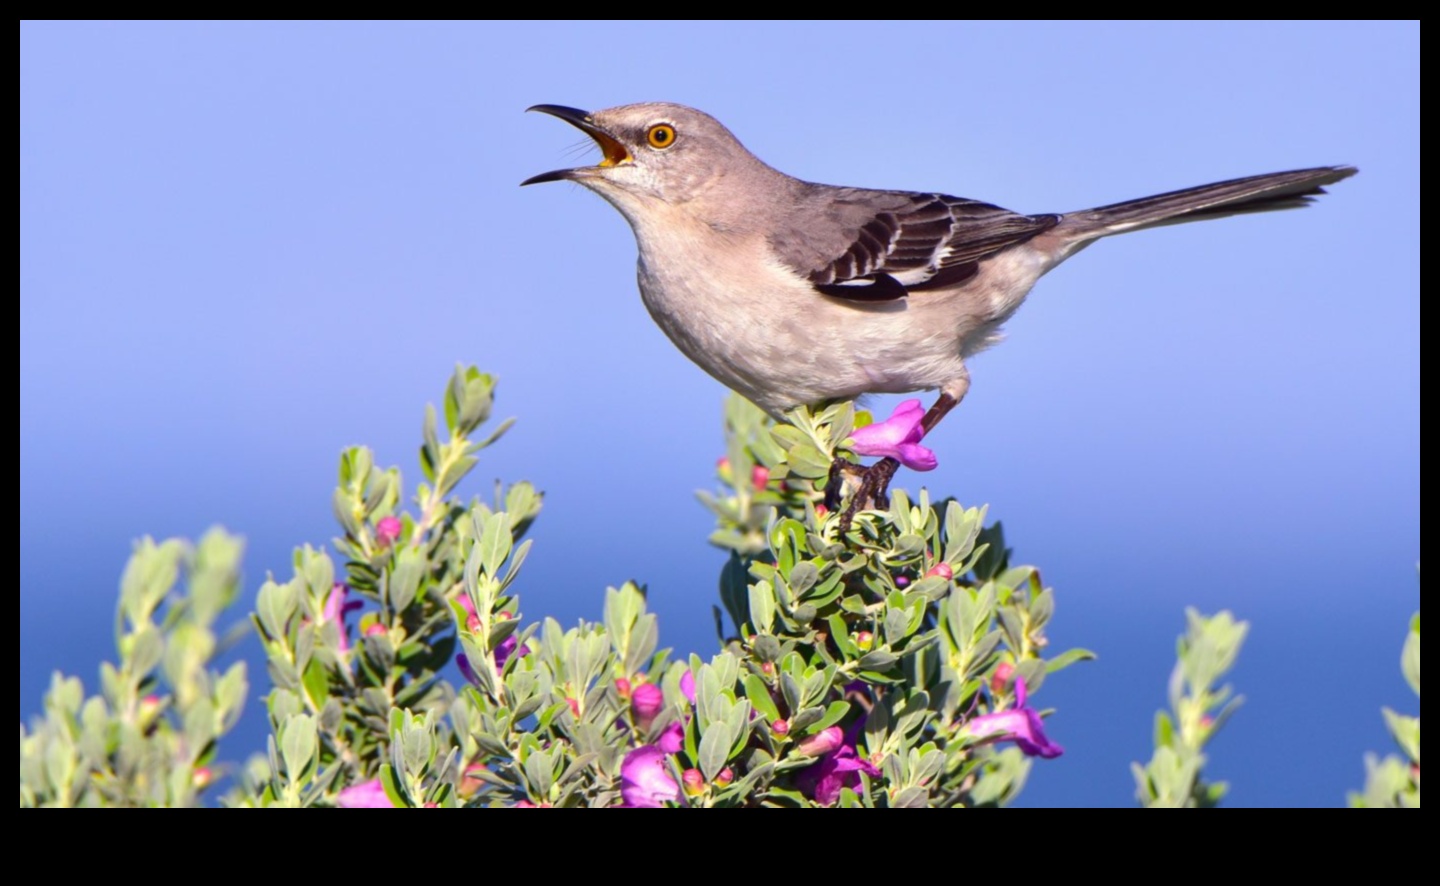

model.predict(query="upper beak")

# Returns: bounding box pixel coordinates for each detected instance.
[521,104,633,186]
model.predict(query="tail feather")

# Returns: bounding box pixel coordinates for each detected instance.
[1058,165,1357,239]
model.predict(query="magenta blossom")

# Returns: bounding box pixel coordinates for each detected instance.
[619,745,680,808]
[796,726,844,757]
[848,399,937,471]
[679,669,696,705]
[493,634,524,669]
[656,720,685,754]
[456,593,482,632]
[337,779,394,808]
[795,725,880,806]
[631,683,664,731]
[375,516,403,546]
[457,638,524,688]
[961,677,1063,759]
[323,583,364,652]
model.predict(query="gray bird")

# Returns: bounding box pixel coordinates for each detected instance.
[522,102,1355,516]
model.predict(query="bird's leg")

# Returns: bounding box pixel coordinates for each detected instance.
[834,370,970,532]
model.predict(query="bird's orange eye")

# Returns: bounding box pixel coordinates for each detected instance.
[646,124,676,149]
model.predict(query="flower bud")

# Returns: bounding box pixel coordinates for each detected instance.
[855,630,875,651]
[615,677,633,699]
[631,683,664,730]
[751,465,770,489]
[771,719,791,736]
[682,768,706,796]
[375,516,402,546]
[715,767,735,787]
[796,726,844,757]
[926,562,954,581]
[990,661,1014,694]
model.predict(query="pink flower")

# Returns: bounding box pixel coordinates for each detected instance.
[456,593,482,632]
[657,720,685,754]
[323,583,364,652]
[619,746,680,808]
[926,562,954,580]
[990,661,1015,694]
[375,516,403,546]
[962,677,1063,759]
[795,725,880,806]
[337,779,395,808]
[679,669,696,705]
[751,465,770,489]
[796,726,845,757]
[631,683,664,731]
[849,400,937,471]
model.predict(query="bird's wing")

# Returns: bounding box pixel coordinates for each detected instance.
[769,189,1059,302]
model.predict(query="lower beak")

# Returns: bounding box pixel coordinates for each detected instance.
[521,104,633,186]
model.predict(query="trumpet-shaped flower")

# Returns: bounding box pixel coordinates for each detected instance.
[849,399,938,471]
[620,745,680,808]
[961,677,1063,759]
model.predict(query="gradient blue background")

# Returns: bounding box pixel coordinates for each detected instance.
[20,21,1418,807]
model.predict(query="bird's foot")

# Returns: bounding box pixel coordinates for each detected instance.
[826,456,900,533]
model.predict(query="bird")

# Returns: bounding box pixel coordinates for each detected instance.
[521,102,1355,521]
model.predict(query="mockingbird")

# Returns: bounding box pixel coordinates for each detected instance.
[522,102,1355,519]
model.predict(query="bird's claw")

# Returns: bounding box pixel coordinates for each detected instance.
[827,456,901,533]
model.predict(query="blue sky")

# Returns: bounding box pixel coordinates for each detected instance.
[20,21,1418,807]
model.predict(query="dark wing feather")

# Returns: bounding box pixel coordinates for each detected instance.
[772,188,1058,302]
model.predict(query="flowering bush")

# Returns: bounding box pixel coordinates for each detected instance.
[18,367,1419,808]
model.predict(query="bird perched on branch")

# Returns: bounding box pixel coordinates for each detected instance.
[522,102,1355,523]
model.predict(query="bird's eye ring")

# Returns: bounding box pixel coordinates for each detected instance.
[646,124,676,149]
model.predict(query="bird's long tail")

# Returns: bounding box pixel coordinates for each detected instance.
[1056,165,1357,240]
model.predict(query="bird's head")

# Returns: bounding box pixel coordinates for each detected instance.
[522,102,776,221]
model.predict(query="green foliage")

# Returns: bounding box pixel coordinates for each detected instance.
[1349,612,1420,808]
[19,530,248,807]
[20,367,1414,808]
[1132,609,1249,807]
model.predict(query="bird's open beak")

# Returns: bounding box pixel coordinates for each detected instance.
[521,104,633,186]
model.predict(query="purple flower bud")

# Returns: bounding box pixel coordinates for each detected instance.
[631,683,664,730]
[682,768,706,796]
[375,516,403,546]
[679,669,696,705]
[657,720,685,754]
[619,746,679,808]
[796,726,845,757]
[771,719,791,736]
[715,767,735,787]
[615,677,633,699]
[337,779,395,808]
[848,400,938,471]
